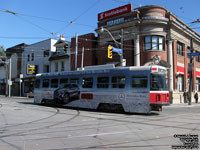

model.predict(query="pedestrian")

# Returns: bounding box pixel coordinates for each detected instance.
[194,92,198,103]
[183,91,188,103]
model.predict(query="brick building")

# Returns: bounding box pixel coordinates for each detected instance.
[70,33,97,70]
[71,4,200,104]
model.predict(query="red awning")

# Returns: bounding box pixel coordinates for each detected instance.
[196,71,200,78]
[177,66,184,75]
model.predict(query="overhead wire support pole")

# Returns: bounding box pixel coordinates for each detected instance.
[120,29,124,67]
[9,58,12,97]
[81,47,84,70]
[75,32,78,70]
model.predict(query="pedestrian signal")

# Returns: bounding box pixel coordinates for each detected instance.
[108,45,112,59]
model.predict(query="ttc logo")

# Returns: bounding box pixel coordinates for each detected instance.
[99,13,104,20]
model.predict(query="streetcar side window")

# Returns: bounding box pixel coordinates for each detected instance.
[97,77,109,88]
[51,79,58,88]
[60,78,68,88]
[82,77,93,88]
[70,78,79,86]
[42,79,49,88]
[35,79,40,88]
[112,76,125,88]
[132,76,148,88]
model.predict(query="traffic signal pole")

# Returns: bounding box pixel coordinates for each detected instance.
[101,27,124,66]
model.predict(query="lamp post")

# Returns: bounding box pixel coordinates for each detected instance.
[100,27,124,66]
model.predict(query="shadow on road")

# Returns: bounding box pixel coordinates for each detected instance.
[17,102,160,116]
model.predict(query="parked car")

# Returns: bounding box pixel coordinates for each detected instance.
[54,84,80,104]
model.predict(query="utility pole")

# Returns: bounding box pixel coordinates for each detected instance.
[75,32,78,70]
[8,58,12,97]
[188,38,194,105]
[81,47,84,70]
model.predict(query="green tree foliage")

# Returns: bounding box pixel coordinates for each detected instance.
[0,46,6,56]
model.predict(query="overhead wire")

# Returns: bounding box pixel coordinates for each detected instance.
[54,0,100,34]
[1,3,200,64]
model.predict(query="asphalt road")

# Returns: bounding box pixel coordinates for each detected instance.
[0,96,199,150]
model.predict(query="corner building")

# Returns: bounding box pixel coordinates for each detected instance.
[72,5,200,104]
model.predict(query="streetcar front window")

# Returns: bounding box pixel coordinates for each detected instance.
[35,79,40,88]
[151,74,168,91]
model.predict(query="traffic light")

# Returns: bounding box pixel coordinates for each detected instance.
[108,45,113,59]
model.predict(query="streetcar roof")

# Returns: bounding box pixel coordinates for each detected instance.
[35,65,166,78]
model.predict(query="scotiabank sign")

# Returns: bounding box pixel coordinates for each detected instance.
[98,4,132,21]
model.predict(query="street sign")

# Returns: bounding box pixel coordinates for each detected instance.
[112,47,123,54]
[188,52,200,56]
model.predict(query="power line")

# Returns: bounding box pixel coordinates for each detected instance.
[54,0,100,34]
[0,7,97,38]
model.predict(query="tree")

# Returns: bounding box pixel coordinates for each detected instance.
[0,46,6,56]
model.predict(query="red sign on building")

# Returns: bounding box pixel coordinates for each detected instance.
[98,4,132,21]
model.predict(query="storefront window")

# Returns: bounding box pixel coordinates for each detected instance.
[196,78,200,91]
[177,75,184,92]
[144,35,164,51]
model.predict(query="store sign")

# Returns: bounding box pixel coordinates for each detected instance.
[106,18,124,26]
[98,4,132,21]
[27,64,36,75]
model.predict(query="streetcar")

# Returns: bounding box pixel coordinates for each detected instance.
[34,65,169,113]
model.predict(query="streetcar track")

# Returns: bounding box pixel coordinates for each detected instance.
[2,109,199,143]
[0,102,199,150]
[1,103,199,136]
[0,106,60,130]
[0,103,23,150]
[0,109,80,139]
[0,103,7,134]
[4,107,198,137]
[0,129,174,150]
[2,101,198,129]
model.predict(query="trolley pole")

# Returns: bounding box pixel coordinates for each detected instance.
[188,38,194,105]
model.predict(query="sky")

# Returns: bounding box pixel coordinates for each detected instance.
[0,0,200,49]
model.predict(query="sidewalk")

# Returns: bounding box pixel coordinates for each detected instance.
[169,102,200,107]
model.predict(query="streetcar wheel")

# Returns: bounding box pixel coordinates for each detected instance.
[63,93,70,104]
